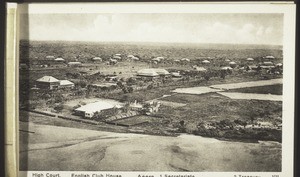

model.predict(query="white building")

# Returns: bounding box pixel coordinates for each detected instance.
[75,101,122,118]
[59,80,75,88]
[137,68,170,77]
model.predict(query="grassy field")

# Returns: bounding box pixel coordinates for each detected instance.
[159,93,282,122]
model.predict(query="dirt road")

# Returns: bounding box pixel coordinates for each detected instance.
[20,122,281,171]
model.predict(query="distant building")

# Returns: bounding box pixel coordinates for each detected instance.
[59,80,75,88]
[92,57,102,62]
[68,62,82,67]
[152,57,164,62]
[113,56,122,60]
[181,58,190,62]
[36,76,60,90]
[263,61,274,66]
[74,101,122,118]
[131,56,139,61]
[264,56,275,60]
[137,68,170,77]
[54,58,65,62]
[46,55,55,59]
[221,66,233,70]
[193,66,207,72]
[260,61,275,69]
[137,69,160,77]
[109,59,118,65]
[202,60,210,64]
[154,69,170,76]
[171,72,182,78]
[229,61,237,68]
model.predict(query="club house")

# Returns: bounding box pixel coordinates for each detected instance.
[74,100,123,118]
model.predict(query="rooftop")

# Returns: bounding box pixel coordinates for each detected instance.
[36,76,60,83]
[75,100,123,114]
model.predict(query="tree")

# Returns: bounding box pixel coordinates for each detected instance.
[54,104,64,113]
[127,86,134,93]
[204,73,211,81]
[179,120,185,126]
[220,70,226,79]
[121,102,131,113]
[147,84,154,90]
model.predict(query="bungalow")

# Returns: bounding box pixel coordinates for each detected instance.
[74,100,122,118]
[193,66,207,72]
[202,60,210,64]
[36,76,74,90]
[181,58,190,62]
[221,66,233,70]
[137,68,170,77]
[154,69,170,76]
[68,62,82,67]
[113,56,122,60]
[54,57,65,62]
[59,80,75,88]
[92,57,102,62]
[264,55,275,60]
[171,72,182,78]
[137,69,160,77]
[46,55,55,59]
[109,59,118,65]
[229,61,237,68]
[36,76,60,90]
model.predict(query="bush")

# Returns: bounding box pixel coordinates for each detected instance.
[54,104,64,113]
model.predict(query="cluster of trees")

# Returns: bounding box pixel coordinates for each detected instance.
[190,118,282,142]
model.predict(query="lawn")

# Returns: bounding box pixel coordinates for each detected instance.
[159,93,282,123]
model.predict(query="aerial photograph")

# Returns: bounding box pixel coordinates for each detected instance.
[19,12,283,171]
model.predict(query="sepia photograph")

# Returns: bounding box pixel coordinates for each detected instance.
[17,3,295,175]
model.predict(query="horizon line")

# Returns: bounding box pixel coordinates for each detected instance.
[19,39,283,47]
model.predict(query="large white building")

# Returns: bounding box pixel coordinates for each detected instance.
[74,100,123,118]
[137,68,170,77]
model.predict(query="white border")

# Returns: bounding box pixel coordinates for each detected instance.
[18,2,296,177]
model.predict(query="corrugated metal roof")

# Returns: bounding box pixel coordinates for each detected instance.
[36,76,60,83]
[137,68,169,76]
[75,101,122,114]
[55,58,65,61]
[137,69,159,77]
[60,80,74,86]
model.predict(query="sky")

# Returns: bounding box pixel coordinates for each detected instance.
[20,13,283,45]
